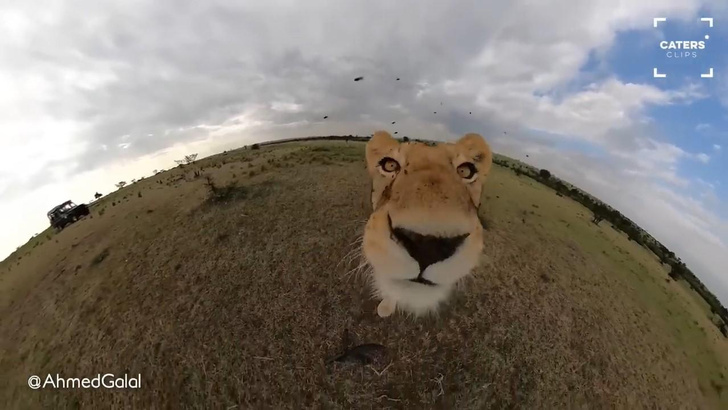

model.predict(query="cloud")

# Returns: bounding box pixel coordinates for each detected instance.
[695,153,711,163]
[1,0,727,304]
[472,79,703,144]
[715,144,722,152]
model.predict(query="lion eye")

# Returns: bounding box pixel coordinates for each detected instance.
[457,162,477,179]
[379,157,400,173]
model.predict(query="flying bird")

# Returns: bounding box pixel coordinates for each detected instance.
[391,121,396,124]
[396,78,400,81]
[354,76,364,81]
[469,112,472,114]
[394,132,398,134]
[323,116,328,119]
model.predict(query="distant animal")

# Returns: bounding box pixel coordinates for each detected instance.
[362,131,493,317]
[354,76,364,81]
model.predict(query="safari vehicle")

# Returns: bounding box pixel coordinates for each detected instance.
[47,200,90,231]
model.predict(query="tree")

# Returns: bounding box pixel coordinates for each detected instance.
[402,136,410,142]
[115,181,127,190]
[591,203,608,225]
[94,192,103,199]
[174,153,198,165]
[592,213,605,225]
[539,169,551,179]
[668,261,687,280]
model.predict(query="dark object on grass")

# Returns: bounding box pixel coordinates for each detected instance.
[354,76,364,81]
[334,343,387,365]
[90,248,110,267]
[329,328,387,365]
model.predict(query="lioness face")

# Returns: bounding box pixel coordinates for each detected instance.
[362,131,492,315]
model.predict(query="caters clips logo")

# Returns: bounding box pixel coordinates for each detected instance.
[653,17,714,78]
[659,39,706,57]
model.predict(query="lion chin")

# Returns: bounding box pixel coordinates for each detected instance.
[362,130,493,317]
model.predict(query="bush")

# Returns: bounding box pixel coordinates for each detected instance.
[539,169,551,179]
[251,144,260,150]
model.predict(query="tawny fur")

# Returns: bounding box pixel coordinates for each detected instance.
[362,131,493,317]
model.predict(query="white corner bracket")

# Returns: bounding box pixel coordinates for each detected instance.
[654,17,667,28]
[701,68,714,78]
[653,68,667,78]
[700,17,714,28]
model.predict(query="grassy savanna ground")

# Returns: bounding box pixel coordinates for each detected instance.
[1,140,727,409]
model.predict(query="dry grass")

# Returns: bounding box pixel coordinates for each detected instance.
[1,140,727,409]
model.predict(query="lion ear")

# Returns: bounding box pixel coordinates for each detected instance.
[366,131,399,176]
[455,133,492,178]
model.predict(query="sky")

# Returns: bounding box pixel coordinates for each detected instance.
[1,0,727,303]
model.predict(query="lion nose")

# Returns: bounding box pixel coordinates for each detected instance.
[389,216,469,273]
